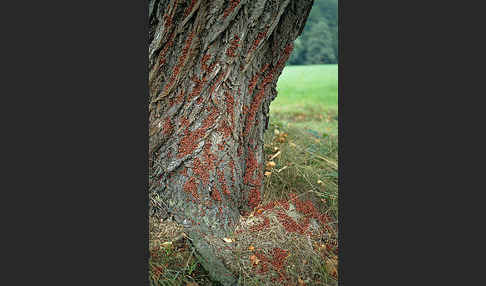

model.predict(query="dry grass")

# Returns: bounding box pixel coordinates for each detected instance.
[263,118,338,218]
[224,199,338,286]
[149,217,214,286]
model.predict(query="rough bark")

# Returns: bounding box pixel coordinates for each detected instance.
[148,0,313,284]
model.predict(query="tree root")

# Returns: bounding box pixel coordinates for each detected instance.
[187,231,238,286]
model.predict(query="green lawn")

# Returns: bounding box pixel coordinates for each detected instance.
[270,64,338,136]
[274,64,338,110]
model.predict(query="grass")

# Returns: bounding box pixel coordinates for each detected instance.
[262,121,338,220]
[149,64,338,285]
[149,217,215,286]
[272,64,338,136]
[266,63,338,215]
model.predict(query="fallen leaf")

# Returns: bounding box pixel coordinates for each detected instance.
[317,180,324,185]
[298,277,306,286]
[248,245,255,251]
[266,161,276,169]
[186,283,199,286]
[289,142,297,148]
[161,241,172,247]
[222,237,233,243]
[250,255,260,265]
[274,129,280,136]
[264,171,272,177]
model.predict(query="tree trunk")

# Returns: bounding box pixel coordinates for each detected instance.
[148,0,313,284]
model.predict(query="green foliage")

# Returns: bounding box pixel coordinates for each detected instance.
[288,0,338,65]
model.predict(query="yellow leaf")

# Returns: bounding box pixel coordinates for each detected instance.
[222,237,233,243]
[161,241,172,247]
[248,245,255,251]
[266,161,276,169]
[264,171,272,177]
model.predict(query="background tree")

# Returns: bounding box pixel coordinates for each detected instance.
[148,0,313,284]
[304,19,335,64]
[288,0,338,65]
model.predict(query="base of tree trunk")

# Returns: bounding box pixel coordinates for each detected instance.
[188,230,237,285]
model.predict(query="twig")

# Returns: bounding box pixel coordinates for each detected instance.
[269,150,281,161]
[184,248,196,269]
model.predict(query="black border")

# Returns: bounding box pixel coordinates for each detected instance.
[4,1,149,285]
